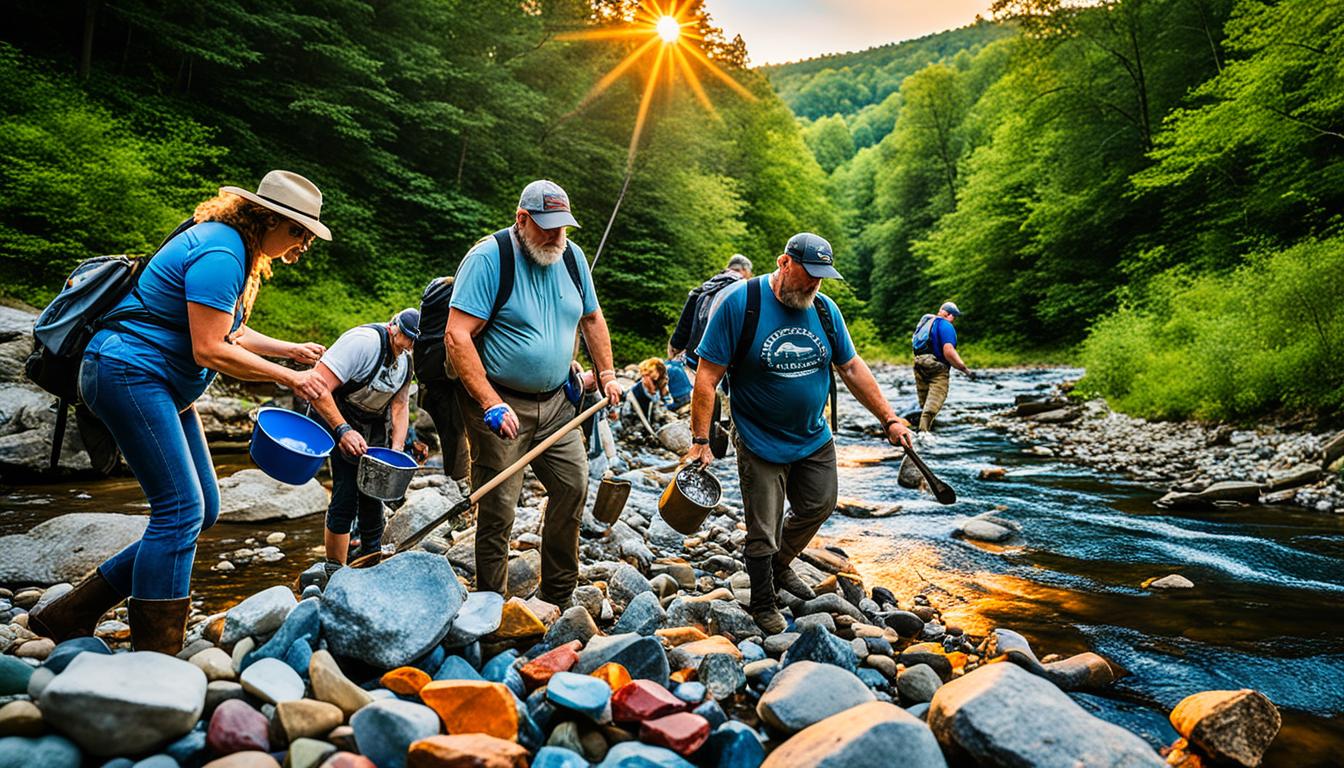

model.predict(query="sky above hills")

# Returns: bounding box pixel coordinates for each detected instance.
[708,0,996,65]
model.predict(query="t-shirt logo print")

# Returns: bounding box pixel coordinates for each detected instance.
[760,328,827,378]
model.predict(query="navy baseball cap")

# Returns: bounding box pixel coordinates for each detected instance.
[518,179,580,230]
[395,308,421,341]
[784,232,843,280]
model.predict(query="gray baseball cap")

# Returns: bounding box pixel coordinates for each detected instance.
[518,179,580,230]
[940,301,962,318]
[784,232,842,280]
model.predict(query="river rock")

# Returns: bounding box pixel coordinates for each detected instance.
[547,671,613,721]
[761,700,947,768]
[657,421,693,454]
[544,605,600,647]
[928,662,1163,766]
[217,469,328,522]
[597,741,695,768]
[757,660,875,733]
[420,681,518,740]
[707,600,761,639]
[309,651,372,718]
[982,628,1114,690]
[897,664,942,704]
[1169,689,1281,767]
[0,700,44,738]
[202,753,281,768]
[274,699,343,744]
[321,552,465,668]
[39,651,207,756]
[641,711,710,756]
[194,394,254,439]
[244,597,320,669]
[240,657,304,704]
[0,514,148,584]
[190,647,238,682]
[383,485,463,549]
[612,590,665,636]
[0,734,82,768]
[445,591,504,646]
[1147,574,1194,590]
[407,733,529,768]
[221,585,298,646]
[349,700,440,768]
[611,679,685,722]
[782,624,858,672]
[608,563,654,610]
[699,653,745,700]
[0,654,34,695]
[207,699,270,754]
[1196,481,1261,504]
[575,633,670,687]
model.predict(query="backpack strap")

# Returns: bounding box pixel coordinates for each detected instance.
[813,296,840,432]
[488,230,516,327]
[729,276,763,372]
[334,323,392,400]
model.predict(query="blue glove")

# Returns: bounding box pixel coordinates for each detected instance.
[564,367,584,406]
[484,404,513,436]
[662,396,675,408]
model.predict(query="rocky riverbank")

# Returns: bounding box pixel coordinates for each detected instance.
[985,386,1344,514]
[0,454,1285,767]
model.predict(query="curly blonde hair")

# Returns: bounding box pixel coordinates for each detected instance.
[192,192,286,323]
[637,357,667,389]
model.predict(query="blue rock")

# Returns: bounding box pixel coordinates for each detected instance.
[243,597,320,671]
[461,641,482,670]
[412,645,446,675]
[349,699,440,768]
[483,650,519,682]
[101,760,134,768]
[515,694,546,752]
[598,741,696,768]
[163,727,207,768]
[699,653,745,700]
[130,756,178,768]
[737,641,766,663]
[858,667,888,690]
[300,584,322,601]
[432,655,484,681]
[321,552,466,669]
[693,700,728,731]
[547,671,613,720]
[42,637,112,674]
[707,721,765,768]
[526,687,550,721]
[574,633,670,687]
[906,702,930,720]
[674,681,706,703]
[0,654,34,696]
[611,591,665,636]
[282,637,313,680]
[445,591,504,646]
[0,735,81,768]
[782,624,858,673]
[533,746,589,768]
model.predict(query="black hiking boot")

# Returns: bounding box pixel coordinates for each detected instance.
[774,559,816,601]
[746,555,787,635]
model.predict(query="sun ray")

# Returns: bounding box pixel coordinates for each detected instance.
[672,44,717,117]
[556,27,653,42]
[627,43,669,169]
[681,43,757,101]
[570,35,661,113]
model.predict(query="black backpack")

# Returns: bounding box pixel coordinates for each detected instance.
[683,271,742,364]
[24,218,195,471]
[728,276,842,431]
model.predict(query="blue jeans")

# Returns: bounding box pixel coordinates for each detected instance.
[81,333,220,600]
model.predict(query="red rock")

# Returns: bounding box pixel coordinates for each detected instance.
[206,699,270,754]
[611,679,685,723]
[519,640,581,690]
[319,754,375,768]
[640,712,710,756]
[407,734,529,768]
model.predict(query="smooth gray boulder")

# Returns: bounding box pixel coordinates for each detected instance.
[0,514,147,584]
[383,485,464,548]
[39,652,206,757]
[757,660,875,733]
[217,469,328,523]
[220,585,298,646]
[928,663,1164,767]
[761,701,947,768]
[444,590,504,646]
[321,551,465,668]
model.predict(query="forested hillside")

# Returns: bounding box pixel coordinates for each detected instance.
[770,0,1344,421]
[0,0,847,359]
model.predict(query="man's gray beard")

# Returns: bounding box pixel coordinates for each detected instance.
[517,226,566,266]
[778,281,819,310]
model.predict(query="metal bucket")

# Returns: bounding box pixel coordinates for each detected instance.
[593,477,632,525]
[657,465,722,535]
[357,447,418,501]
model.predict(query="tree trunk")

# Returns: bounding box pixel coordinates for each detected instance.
[80,0,101,80]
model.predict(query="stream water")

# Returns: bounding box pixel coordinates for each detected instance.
[2,367,1341,763]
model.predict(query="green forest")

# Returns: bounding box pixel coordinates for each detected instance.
[2,0,1342,422]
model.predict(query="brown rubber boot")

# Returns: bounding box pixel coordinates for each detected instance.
[127,597,191,655]
[27,569,124,642]
[745,555,787,635]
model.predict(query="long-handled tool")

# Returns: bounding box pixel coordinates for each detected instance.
[348,398,610,569]
[902,442,957,505]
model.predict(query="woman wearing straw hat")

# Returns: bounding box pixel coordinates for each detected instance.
[29,170,334,653]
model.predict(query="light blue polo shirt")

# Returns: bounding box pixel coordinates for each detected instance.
[450,229,599,393]
[696,273,855,464]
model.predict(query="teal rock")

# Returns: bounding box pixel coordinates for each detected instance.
[611,591,665,636]
[0,735,82,768]
[737,641,766,663]
[706,721,764,768]
[130,756,177,768]
[547,671,612,720]
[533,746,588,768]
[515,694,546,752]
[482,650,518,682]
[243,597,319,670]
[348,700,439,768]
[598,741,695,768]
[693,700,728,730]
[321,552,465,669]
[163,726,207,768]
[0,654,34,696]
[445,591,504,646]
[858,667,888,690]
[432,655,484,681]
[43,636,112,674]
[411,646,446,675]
[282,637,313,680]
[674,682,706,703]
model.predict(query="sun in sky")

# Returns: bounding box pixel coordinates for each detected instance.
[558,0,755,168]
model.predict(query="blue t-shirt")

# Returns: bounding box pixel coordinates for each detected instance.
[449,230,599,393]
[929,317,957,364]
[695,273,856,464]
[97,221,246,403]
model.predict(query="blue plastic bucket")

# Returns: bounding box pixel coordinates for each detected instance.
[249,407,335,485]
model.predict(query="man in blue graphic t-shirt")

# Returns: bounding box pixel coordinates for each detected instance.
[685,232,914,633]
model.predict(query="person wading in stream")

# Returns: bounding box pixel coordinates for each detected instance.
[29,171,332,653]
[306,308,418,570]
[683,232,914,634]
[911,301,975,433]
[445,179,622,605]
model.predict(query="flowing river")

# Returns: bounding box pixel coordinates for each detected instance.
[2,367,1341,763]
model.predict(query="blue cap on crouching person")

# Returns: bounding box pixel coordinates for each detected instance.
[784,232,843,280]
[940,302,962,318]
[518,179,580,230]
[395,308,421,341]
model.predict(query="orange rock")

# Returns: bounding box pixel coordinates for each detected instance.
[407,734,528,768]
[419,680,519,741]
[519,641,581,689]
[670,668,697,684]
[380,666,432,696]
[490,598,546,641]
[674,635,741,660]
[591,662,632,691]
[656,627,708,647]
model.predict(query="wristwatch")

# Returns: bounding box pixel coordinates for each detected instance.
[335,423,353,438]
[692,436,710,445]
